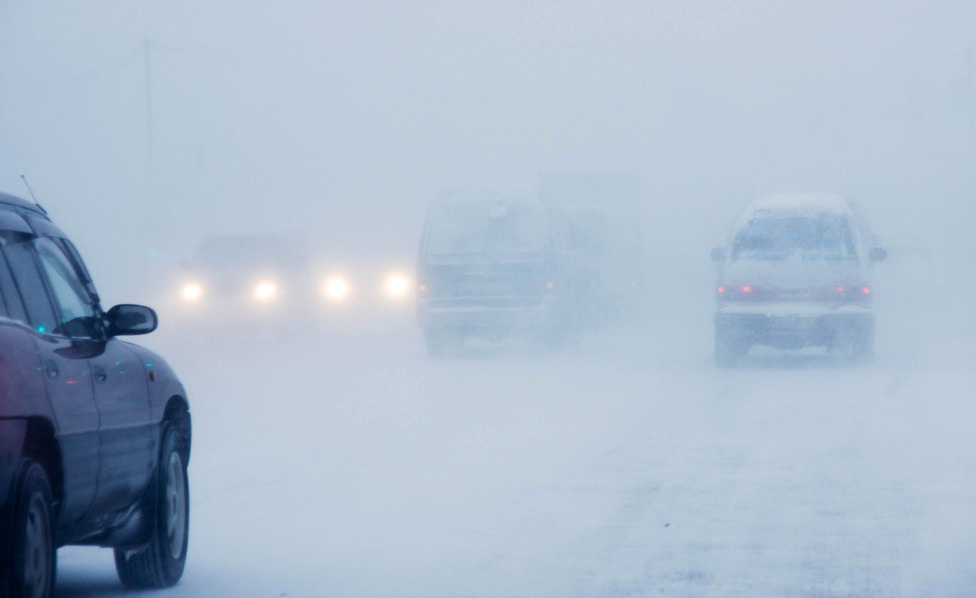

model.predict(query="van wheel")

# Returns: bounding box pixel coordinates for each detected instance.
[833,325,874,364]
[425,331,462,357]
[115,423,189,588]
[715,333,748,368]
[4,461,56,598]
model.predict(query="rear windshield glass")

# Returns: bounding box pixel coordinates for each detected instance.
[732,215,855,261]
[426,201,547,256]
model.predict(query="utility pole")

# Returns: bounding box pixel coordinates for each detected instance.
[968,48,974,153]
[144,36,154,198]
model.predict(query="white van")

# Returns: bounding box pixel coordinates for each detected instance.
[711,194,886,366]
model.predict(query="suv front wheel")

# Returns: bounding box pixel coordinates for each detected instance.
[114,422,189,588]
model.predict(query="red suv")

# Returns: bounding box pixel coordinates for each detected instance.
[0,192,191,597]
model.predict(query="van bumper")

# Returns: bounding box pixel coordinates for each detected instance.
[715,304,873,350]
[418,296,559,338]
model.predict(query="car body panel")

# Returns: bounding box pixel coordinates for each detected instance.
[29,333,100,526]
[88,340,154,519]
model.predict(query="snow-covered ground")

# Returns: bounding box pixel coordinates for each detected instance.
[49,282,976,597]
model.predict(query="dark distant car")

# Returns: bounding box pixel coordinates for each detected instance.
[0,192,191,596]
[416,190,569,355]
[711,194,887,366]
[173,232,312,333]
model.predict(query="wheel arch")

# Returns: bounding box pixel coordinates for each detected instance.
[21,416,63,515]
[162,396,191,465]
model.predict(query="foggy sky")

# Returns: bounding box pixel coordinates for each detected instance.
[1,1,974,305]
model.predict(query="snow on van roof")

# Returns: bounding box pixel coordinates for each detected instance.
[433,188,539,206]
[735,194,851,227]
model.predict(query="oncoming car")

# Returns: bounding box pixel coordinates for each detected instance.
[174,233,313,333]
[711,194,887,366]
[315,259,415,322]
[175,234,414,335]
[313,249,413,307]
[0,192,190,596]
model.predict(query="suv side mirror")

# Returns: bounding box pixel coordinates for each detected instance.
[868,247,887,262]
[107,304,158,336]
[710,248,726,262]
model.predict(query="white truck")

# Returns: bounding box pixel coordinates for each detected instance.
[538,173,645,325]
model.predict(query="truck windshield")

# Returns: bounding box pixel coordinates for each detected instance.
[426,201,547,256]
[731,215,855,261]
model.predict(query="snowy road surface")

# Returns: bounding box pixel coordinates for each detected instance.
[52,302,976,597]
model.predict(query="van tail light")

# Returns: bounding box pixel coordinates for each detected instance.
[833,285,872,302]
[718,284,872,303]
[716,284,762,302]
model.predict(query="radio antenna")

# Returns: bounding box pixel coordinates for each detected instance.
[19,175,47,214]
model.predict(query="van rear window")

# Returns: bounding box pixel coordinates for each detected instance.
[732,215,855,261]
[426,201,547,256]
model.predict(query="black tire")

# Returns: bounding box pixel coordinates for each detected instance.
[114,422,189,588]
[425,332,446,357]
[834,322,874,364]
[425,330,462,357]
[3,461,56,598]
[715,333,748,368]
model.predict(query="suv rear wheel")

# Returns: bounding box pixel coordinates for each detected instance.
[114,422,189,588]
[3,461,55,598]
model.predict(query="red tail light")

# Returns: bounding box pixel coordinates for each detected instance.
[716,284,763,302]
[716,283,872,304]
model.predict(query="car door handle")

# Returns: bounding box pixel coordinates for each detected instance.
[44,359,59,379]
[93,366,107,383]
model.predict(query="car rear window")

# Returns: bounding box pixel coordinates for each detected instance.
[426,201,548,256]
[731,215,855,262]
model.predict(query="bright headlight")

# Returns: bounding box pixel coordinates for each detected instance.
[254,281,278,302]
[324,277,349,301]
[384,274,409,298]
[181,283,203,302]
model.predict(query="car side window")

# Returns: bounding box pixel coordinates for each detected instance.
[0,248,26,323]
[33,237,100,338]
[3,234,59,334]
[59,238,99,300]
[0,244,13,319]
